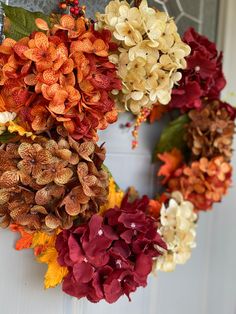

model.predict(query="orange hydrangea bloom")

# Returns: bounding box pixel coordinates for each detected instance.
[0,14,121,141]
[168,156,232,211]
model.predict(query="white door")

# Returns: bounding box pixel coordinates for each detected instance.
[0,0,235,313]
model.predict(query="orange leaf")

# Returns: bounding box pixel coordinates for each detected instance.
[149,103,169,123]
[10,224,33,250]
[148,199,162,219]
[158,148,183,184]
[15,233,33,250]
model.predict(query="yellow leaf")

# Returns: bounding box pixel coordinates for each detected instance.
[7,121,35,138]
[37,247,68,289]
[37,247,58,264]
[32,231,56,248]
[44,261,68,289]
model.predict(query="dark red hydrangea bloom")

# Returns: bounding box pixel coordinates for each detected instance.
[169,27,226,111]
[55,196,166,303]
[219,101,236,120]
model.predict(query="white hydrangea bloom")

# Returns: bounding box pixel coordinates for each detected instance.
[96,0,191,114]
[0,111,16,124]
[0,111,16,135]
[154,191,197,272]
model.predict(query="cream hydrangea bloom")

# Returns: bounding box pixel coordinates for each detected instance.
[96,0,191,114]
[154,192,197,272]
[0,111,17,135]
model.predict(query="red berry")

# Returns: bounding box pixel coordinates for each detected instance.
[60,3,67,9]
[74,0,79,4]
[74,8,79,14]
[70,7,75,13]
[125,122,132,128]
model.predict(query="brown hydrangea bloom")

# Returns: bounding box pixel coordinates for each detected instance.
[186,100,235,161]
[168,156,232,211]
[0,135,108,232]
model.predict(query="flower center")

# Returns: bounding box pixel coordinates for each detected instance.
[195,66,200,72]
[98,229,103,236]
[116,259,122,268]
[131,222,136,228]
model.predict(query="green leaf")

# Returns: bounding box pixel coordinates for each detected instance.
[153,114,190,160]
[2,3,50,40]
[0,131,17,143]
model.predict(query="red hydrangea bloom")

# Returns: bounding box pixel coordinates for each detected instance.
[55,196,166,303]
[169,28,226,111]
[219,101,236,120]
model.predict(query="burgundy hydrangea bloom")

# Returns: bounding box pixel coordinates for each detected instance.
[55,196,166,303]
[219,101,236,120]
[169,27,226,111]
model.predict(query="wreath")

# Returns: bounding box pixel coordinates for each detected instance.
[0,0,235,304]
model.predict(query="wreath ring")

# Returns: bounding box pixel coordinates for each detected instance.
[0,0,235,304]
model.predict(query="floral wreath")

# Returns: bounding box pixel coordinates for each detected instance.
[0,0,235,304]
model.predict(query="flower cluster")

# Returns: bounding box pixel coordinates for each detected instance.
[169,28,226,111]
[0,14,121,141]
[0,133,108,231]
[154,192,197,272]
[96,0,190,114]
[168,157,232,211]
[55,196,166,303]
[186,100,235,161]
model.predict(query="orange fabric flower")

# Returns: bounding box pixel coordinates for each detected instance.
[0,15,121,142]
[168,156,232,211]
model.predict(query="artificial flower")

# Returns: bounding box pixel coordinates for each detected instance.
[0,134,108,231]
[0,111,16,124]
[185,100,235,161]
[96,0,190,114]
[169,27,226,111]
[168,157,232,211]
[55,195,166,303]
[0,15,121,141]
[154,192,197,272]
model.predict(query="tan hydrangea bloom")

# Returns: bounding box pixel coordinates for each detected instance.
[0,133,109,232]
[96,0,190,114]
[154,192,197,272]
